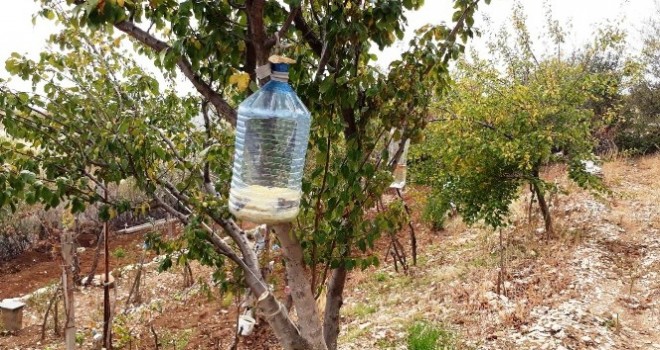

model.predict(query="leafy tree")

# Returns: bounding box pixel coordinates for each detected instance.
[0,1,485,349]
[641,0,660,80]
[616,81,660,154]
[410,4,614,235]
[614,2,660,155]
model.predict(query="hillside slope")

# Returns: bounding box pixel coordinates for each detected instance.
[339,155,660,349]
[0,156,657,350]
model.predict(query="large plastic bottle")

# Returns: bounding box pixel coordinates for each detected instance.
[228,61,311,224]
[389,133,410,189]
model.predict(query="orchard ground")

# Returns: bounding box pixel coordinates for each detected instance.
[0,155,658,350]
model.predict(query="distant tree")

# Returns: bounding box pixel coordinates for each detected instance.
[641,1,660,80]
[617,81,660,154]
[614,1,660,154]
[410,4,614,235]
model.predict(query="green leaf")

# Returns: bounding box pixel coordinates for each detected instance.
[43,9,56,20]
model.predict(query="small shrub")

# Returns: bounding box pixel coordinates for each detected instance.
[422,194,452,231]
[407,321,455,350]
[374,272,388,282]
[112,314,138,349]
[112,247,127,259]
[75,332,85,346]
[0,204,43,261]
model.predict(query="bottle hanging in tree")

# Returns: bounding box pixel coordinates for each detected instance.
[388,130,410,189]
[229,56,312,224]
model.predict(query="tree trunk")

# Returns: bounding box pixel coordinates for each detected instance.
[396,189,417,266]
[83,229,103,287]
[532,180,553,239]
[205,225,311,350]
[102,211,113,349]
[125,253,145,311]
[245,0,270,83]
[323,267,347,350]
[272,223,328,350]
[60,231,76,350]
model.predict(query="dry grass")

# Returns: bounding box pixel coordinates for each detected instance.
[340,154,660,350]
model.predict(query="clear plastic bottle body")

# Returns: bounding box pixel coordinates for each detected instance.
[229,77,311,224]
[389,138,410,189]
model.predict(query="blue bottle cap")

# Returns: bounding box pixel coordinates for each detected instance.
[271,63,290,73]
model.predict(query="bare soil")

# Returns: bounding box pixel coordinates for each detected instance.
[0,232,150,300]
[0,155,659,350]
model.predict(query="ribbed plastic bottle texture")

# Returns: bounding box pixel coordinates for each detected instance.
[389,137,410,189]
[229,64,311,224]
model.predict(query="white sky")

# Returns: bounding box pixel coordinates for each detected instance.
[0,0,656,93]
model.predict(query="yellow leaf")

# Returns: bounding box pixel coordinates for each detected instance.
[229,71,251,92]
[192,38,202,50]
[117,0,124,6]
[62,211,75,229]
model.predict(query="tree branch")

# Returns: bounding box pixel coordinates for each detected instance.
[114,21,237,126]
[293,11,324,56]
[154,195,308,349]
[265,6,300,49]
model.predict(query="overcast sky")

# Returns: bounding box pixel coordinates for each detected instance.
[0,0,656,93]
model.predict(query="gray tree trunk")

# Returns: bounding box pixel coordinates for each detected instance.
[60,231,76,350]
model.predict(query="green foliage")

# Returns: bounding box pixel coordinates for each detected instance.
[344,302,377,319]
[112,314,139,349]
[613,5,660,156]
[406,322,456,350]
[75,332,85,346]
[111,247,126,259]
[411,4,613,229]
[616,82,660,155]
[159,328,193,350]
[0,0,483,347]
[422,193,452,231]
[374,271,387,283]
[0,0,483,277]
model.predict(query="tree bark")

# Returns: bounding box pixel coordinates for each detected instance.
[102,190,113,349]
[83,229,103,287]
[60,231,76,350]
[293,11,323,56]
[41,286,60,340]
[245,0,271,84]
[202,221,311,350]
[272,223,328,350]
[396,188,417,266]
[532,180,553,239]
[323,267,347,350]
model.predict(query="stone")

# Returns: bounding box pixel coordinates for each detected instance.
[550,323,562,333]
